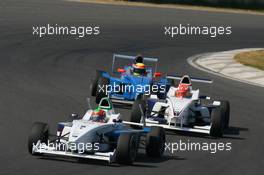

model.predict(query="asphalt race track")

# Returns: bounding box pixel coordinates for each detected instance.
[0,0,263,174]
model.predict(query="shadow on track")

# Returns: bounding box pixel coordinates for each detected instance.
[38,152,184,168]
[223,126,249,135]
[165,125,249,140]
[136,153,185,163]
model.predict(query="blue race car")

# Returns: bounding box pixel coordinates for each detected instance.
[91,54,170,105]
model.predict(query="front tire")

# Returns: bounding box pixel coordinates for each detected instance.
[116,134,138,165]
[28,122,49,155]
[220,100,230,129]
[210,107,223,137]
[146,127,165,157]
[129,99,146,129]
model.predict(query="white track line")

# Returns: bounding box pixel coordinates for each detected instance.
[187,48,264,88]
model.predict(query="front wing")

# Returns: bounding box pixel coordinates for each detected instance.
[32,141,116,163]
[123,121,211,134]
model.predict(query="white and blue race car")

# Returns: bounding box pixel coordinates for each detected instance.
[124,75,230,137]
[28,98,165,164]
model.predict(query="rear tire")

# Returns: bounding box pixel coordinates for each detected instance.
[157,91,166,100]
[220,100,230,129]
[95,75,109,104]
[28,122,49,155]
[116,134,138,165]
[210,107,223,137]
[146,127,165,157]
[129,99,146,129]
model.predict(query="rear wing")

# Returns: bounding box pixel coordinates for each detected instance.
[166,75,213,84]
[112,54,159,74]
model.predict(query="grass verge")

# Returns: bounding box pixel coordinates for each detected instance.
[234,50,264,71]
[70,0,264,15]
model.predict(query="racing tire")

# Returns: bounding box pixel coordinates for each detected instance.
[209,107,224,137]
[116,134,138,165]
[91,70,101,97]
[95,75,109,104]
[129,99,146,129]
[28,122,49,155]
[220,100,230,129]
[146,126,165,158]
[136,94,143,100]
[157,91,166,100]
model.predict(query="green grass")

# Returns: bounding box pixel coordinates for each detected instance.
[234,50,264,71]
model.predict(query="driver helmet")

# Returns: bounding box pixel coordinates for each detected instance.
[176,83,191,98]
[133,62,146,76]
[91,109,106,122]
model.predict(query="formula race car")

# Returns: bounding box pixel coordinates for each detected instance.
[28,98,165,164]
[124,75,230,137]
[91,54,170,105]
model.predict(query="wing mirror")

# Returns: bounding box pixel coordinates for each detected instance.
[70,113,79,120]
[154,72,162,77]
[117,68,126,73]
[113,119,122,123]
[199,95,210,100]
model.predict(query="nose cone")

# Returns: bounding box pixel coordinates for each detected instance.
[68,120,114,150]
[68,120,102,143]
